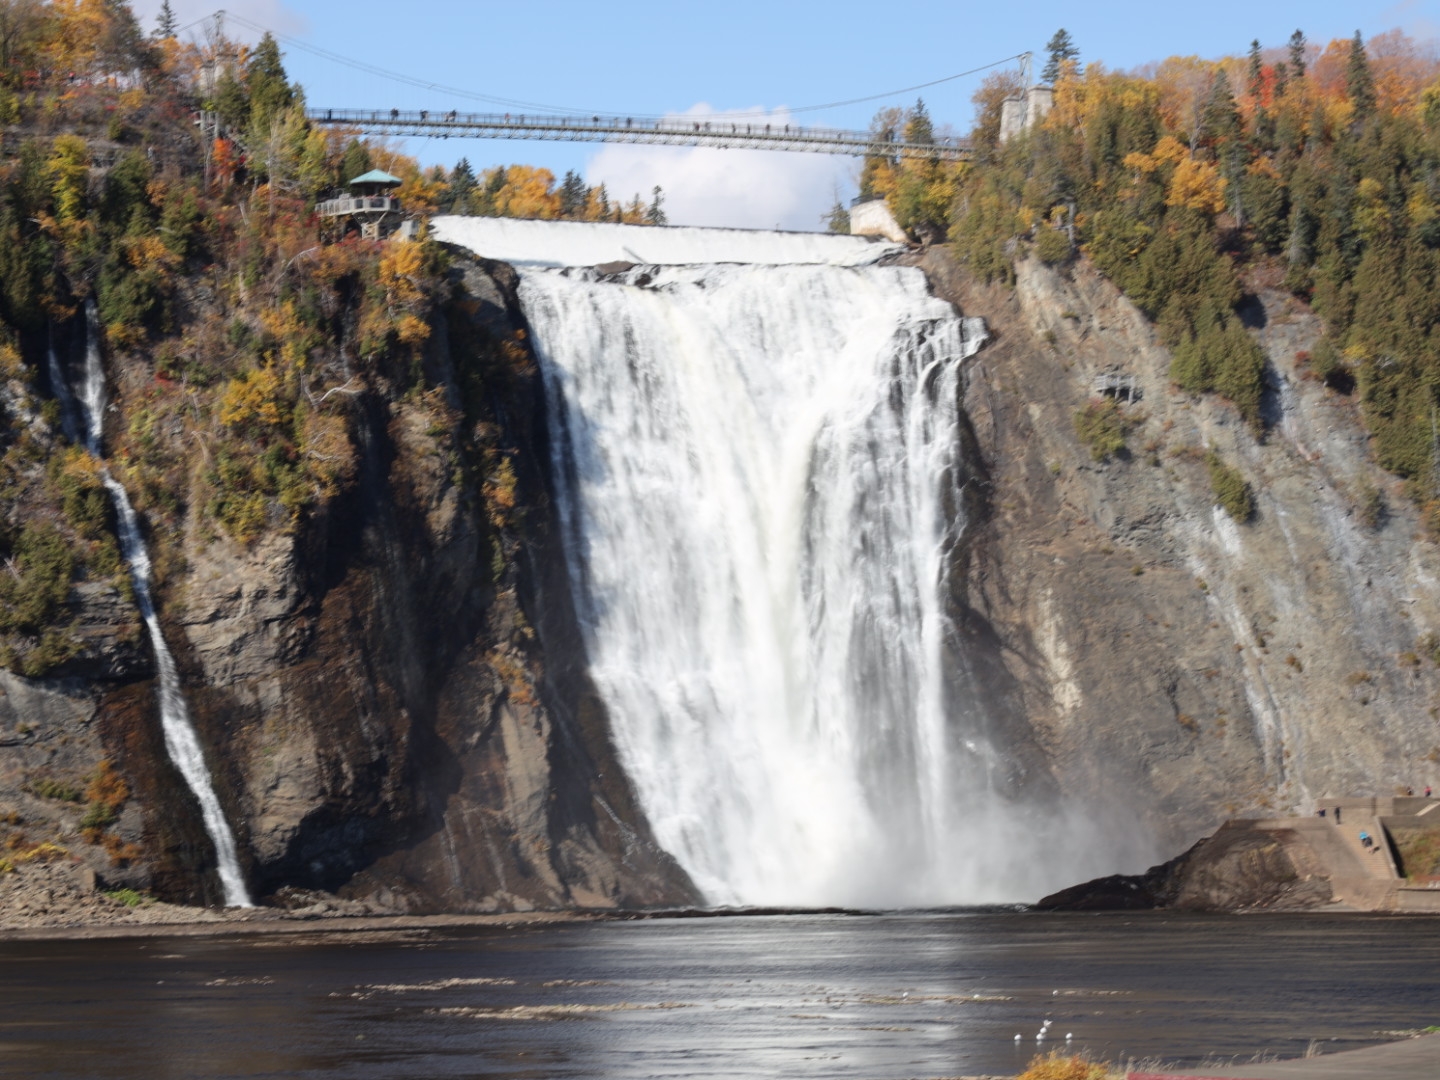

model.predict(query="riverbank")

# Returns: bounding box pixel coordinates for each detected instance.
[1128,1030,1440,1079]
[0,858,588,940]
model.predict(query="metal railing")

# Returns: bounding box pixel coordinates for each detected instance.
[307,108,971,162]
[316,195,401,217]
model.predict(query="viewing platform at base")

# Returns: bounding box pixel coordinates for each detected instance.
[1240,795,1440,912]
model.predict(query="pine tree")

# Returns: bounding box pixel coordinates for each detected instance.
[1200,69,1241,147]
[338,140,372,185]
[825,200,850,234]
[1247,40,1264,100]
[644,185,667,226]
[904,98,934,145]
[1346,30,1376,120]
[156,0,177,39]
[446,158,475,213]
[246,33,294,134]
[558,170,587,218]
[1042,29,1079,84]
[1288,30,1307,81]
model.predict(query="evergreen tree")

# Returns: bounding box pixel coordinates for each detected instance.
[825,200,850,234]
[155,0,177,39]
[1200,69,1241,148]
[446,158,475,213]
[246,33,294,134]
[558,169,587,218]
[904,98,934,145]
[338,140,372,184]
[1288,29,1307,80]
[1042,29,1078,84]
[1346,30,1376,120]
[644,185,667,226]
[1247,40,1264,100]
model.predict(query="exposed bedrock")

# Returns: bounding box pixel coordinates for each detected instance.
[0,254,695,912]
[8,238,1440,911]
[920,246,1440,865]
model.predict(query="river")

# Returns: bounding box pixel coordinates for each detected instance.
[4,911,1438,1078]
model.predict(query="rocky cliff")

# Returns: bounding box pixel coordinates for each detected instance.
[922,247,1440,863]
[0,251,695,912]
[7,234,1440,913]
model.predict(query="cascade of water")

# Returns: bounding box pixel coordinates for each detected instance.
[521,259,1015,907]
[72,304,251,907]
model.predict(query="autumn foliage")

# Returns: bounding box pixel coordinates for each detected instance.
[951,27,1440,480]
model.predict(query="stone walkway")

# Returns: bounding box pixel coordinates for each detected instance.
[1129,1032,1439,1080]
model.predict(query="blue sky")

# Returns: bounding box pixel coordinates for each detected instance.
[134,0,1440,229]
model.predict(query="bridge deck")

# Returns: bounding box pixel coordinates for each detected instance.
[306,109,971,161]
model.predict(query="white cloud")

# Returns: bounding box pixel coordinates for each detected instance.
[129,0,309,43]
[584,105,856,233]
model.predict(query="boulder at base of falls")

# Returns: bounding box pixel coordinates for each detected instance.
[1035,820,1335,912]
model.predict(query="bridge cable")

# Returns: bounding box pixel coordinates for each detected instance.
[208,10,1024,124]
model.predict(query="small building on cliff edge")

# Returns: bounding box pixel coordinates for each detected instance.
[318,170,405,239]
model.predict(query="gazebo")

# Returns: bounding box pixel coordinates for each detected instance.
[318,170,404,239]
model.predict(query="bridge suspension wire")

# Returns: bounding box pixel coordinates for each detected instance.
[214,10,1020,124]
[306,109,972,161]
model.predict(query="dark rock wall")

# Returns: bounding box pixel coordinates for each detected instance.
[0,252,695,912]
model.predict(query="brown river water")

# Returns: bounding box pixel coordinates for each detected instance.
[2,911,1438,1078]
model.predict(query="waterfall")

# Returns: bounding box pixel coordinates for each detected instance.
[71,304,252,908]
[522,255,1003,908]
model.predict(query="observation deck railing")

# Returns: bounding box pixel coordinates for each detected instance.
[316,194,401,217]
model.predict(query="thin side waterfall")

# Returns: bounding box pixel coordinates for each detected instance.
[72,304,251,907]
[522,259,1013,907]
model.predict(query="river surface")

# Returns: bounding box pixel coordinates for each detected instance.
[3,912,1438,1079]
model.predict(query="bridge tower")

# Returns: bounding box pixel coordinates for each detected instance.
[999,53,1054,143]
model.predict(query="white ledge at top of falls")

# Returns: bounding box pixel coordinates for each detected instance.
[429,216,903,269]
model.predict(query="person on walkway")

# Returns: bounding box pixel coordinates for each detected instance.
[1335,806,1342,824]
[1427,785,1433,798]
[1359,830,1371,849]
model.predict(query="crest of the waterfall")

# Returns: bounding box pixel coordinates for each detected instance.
[522,257,1012,907]
[62,302,252,908]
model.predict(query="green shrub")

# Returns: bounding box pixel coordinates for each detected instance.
[1034,226,1072,265]
[28,777,81,802]
[1170,312,1267,430]
[1074,398,1131,461]
[1207,451,1254,522]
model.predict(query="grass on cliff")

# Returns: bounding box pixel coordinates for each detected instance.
[1073,398,1134,461]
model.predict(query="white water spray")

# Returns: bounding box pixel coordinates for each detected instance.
[72,304,251,907]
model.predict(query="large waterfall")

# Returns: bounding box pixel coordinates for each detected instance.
[69,306,251,908]
[436,218,1095,907]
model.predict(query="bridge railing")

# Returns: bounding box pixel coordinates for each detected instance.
[307,109,971,161]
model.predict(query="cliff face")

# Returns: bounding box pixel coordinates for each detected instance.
[0,253,695,911]
[924,248,1440,860]
[8,236,1440,911]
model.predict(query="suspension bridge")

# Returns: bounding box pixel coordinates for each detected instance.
[305,108,972,162]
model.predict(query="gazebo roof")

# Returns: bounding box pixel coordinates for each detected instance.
[348,170,403,187]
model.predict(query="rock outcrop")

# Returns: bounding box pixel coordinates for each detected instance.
[919,248,1440,865]
[1035,819,1336,911]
